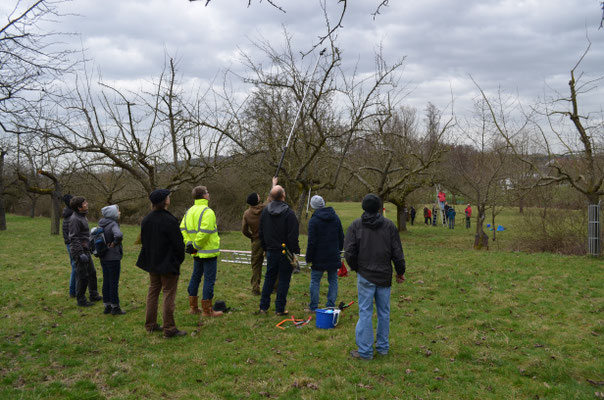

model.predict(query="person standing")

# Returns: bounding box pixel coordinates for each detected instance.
[345,194,405,360]
[443,202,450,224]
[257,184,300,316]
[98,205,125,315]
[305,195,344,312]
[447,206,456,229]
[69,196,102,307]
[409,206,416,226]
[242,178,278,295]
[431,205,438,227]
[136,189,186,338]
[465,204,472,229]
[181,186,223,317]
[423,207,430,225]
[61,194,76,298]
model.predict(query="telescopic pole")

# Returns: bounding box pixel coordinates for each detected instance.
[274,48,327,178]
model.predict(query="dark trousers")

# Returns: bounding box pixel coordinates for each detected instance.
[75,256,99,304]
[145,273,179,335]
[100,259,121,306]
[250,238,264,293]
[466,217,471,229]
[260,250,293,313]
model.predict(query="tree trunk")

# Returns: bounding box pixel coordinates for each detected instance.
[0,151,6,231]
[50,185,62,235]
[473,204,489,250]
[518,196,524,214]
[30,195,37,218]
[396,203,407,232]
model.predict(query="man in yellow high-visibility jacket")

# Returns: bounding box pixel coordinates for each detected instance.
[180,186,223,317]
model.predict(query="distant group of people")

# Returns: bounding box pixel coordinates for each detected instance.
[407,190,472,231]
[60,179,407,359]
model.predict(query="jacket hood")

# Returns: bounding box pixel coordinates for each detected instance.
[312,206,336,221]
[361,212,384,229]
[248,203,264,216]
[101,205,119,221]
[62,207,73,219]
[267,200,289,216]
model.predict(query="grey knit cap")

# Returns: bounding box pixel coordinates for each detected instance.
[310,195,325,209]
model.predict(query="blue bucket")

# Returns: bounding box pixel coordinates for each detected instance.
[315,308,340,329]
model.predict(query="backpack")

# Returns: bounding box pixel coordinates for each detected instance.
[90,226,108,257]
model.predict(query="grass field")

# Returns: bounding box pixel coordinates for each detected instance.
[0,203,602,399]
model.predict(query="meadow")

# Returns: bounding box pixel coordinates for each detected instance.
[0,203,602,399]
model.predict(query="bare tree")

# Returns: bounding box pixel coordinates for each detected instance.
[345,103,452,231]
[477,45,604,255]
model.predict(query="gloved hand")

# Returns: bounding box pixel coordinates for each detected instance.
[79,253,90,263]
[185,243,197,254]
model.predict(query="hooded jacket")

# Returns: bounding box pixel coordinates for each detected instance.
[69,211,90,257]
[242,203,265,240]
[259,200,300,254]
[306,207,344,271]
[62,207,73,244]
[344,212,405,287]
[136,209,185,275]
[98,205,123,261]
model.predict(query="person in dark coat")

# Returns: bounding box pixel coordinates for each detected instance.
[447,206,456,229]
[61,194,76,298]
[257,184,300,315]
[136,189,186,338]
[409,206,416,226]
[344,194,406,360]
[98,204,125,315]
[443,202,450,224]
[69,196,102,307]
[423,207,430,225]
[305,195,344,312]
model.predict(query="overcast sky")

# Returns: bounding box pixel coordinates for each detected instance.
[6,0,604,120]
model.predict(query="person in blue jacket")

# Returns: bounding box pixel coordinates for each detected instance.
[305,195,344,312]
[447,206,456,229]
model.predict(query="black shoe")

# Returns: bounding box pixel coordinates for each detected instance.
[146,324,163,333]
[164,329,187,338]
[89,295,103,302]
[111,307,126,315]
[103,305,112,314]
[275,310,289,316]
[69,294,76,298]
[78,301,94,307]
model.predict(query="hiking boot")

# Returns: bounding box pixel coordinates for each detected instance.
[188,296,201,314]
[275,310,289,316]
[254,309,267,315]
[350,350,372,360]
[111,307,126,315]
[78,300,94,307]
[201,299,223,317]
[103,305,112,314]
[89,294,103,302]
[164,329,187,338]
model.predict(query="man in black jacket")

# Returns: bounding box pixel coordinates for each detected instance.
[61,194,76,298]
[257,184,300,315]
[344,194,406,360]
[136,189,186,338]
[69,196,101,307]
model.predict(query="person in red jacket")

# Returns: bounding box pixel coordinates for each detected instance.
[465,204,472,229]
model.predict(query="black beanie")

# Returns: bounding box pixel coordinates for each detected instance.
[246,192,259,206]
[62,194,73,207]
[362,194,381,214]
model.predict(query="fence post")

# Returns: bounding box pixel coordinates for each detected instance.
[588,202,601,257]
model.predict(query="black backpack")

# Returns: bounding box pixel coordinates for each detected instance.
[90,227,108,257]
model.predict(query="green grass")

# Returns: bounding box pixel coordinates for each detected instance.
[0,205,602,399]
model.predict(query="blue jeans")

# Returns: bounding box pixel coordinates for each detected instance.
[100,259,121,306]
[187,257,217,300]
[448,217,455,229]
[66,244,77,296]
[260,250,292,313]
[309,269,338,310]
[356,274,391,359]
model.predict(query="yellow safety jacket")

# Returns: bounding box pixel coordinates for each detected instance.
[180,199,220,258]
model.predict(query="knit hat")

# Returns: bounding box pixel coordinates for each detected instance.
[246,192,259,206]
[149,189,170,204]
[310,195,325,209]
[361,194,381,213]
[62,194,73,207]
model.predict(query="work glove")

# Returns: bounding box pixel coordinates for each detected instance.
[79,253,90,263]
[185,243,197,254]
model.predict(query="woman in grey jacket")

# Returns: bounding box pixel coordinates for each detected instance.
[98,205,125,315]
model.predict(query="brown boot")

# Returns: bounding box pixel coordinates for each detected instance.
[201,299,223,317]
[188,296,201,314]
